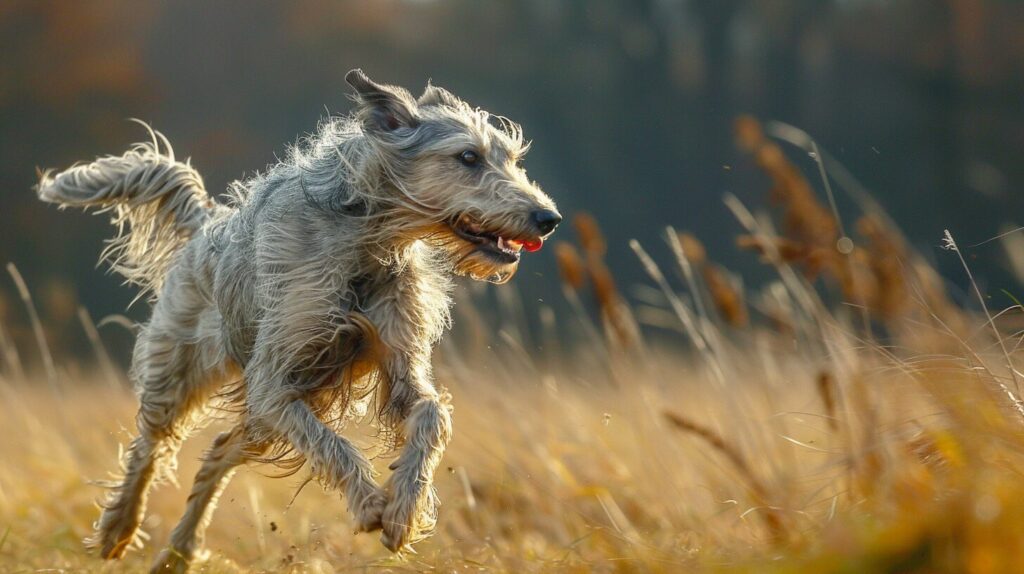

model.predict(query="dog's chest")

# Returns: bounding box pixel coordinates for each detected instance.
[348,265,452,353]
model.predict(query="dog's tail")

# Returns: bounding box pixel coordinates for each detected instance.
[36,125,220,297]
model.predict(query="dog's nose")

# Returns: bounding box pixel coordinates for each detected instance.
[531,210,562,235]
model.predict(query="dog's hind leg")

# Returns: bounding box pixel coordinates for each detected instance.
[92,339,220,559]
[92,421,179,560]
[92,277,234,559]
[151,423,267,574]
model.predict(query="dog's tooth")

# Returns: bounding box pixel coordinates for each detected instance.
[506,239,523,252]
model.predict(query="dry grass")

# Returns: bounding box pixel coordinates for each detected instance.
[3,332,1024,573]
[3,118,1024,572]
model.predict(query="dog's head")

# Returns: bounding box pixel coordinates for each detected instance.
[346,69,560,284]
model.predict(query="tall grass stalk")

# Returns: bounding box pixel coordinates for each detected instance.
[6,263,58,393]
[0,316,24,382]
[942,230,1024,415]
[77,306,121,389]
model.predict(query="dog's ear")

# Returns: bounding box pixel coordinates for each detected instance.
[346,69,419,132]
[418,81,462,109]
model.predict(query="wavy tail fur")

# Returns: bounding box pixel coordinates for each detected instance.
[36,126,219,298]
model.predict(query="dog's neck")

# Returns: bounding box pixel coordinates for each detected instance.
[347,168,451,269]
[288,127,455,278]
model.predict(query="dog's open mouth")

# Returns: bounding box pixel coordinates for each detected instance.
[450,214,543,264]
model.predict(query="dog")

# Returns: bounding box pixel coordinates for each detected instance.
[36,69,560,572]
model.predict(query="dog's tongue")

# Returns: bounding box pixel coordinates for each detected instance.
[523,239,543,253]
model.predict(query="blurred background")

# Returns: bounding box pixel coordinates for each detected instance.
[2,0,1023,364]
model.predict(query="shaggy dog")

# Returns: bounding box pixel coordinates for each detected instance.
[36,69,560,572]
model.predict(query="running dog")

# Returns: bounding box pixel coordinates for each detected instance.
[37,69,560,572]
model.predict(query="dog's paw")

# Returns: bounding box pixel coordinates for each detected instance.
[379,482,438,553]
[97,536,132,560]
[380,496,413,553]
[92,523,145,560]
[149,547,191,574]
[352,487,387,533]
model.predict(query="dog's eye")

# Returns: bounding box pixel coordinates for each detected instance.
[458,150,480,167]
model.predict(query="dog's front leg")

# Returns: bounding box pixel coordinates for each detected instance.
[247,374,387,533]
[275,399,389,532]
[379,356,453,552]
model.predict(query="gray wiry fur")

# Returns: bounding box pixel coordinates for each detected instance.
[36,69,559,572]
